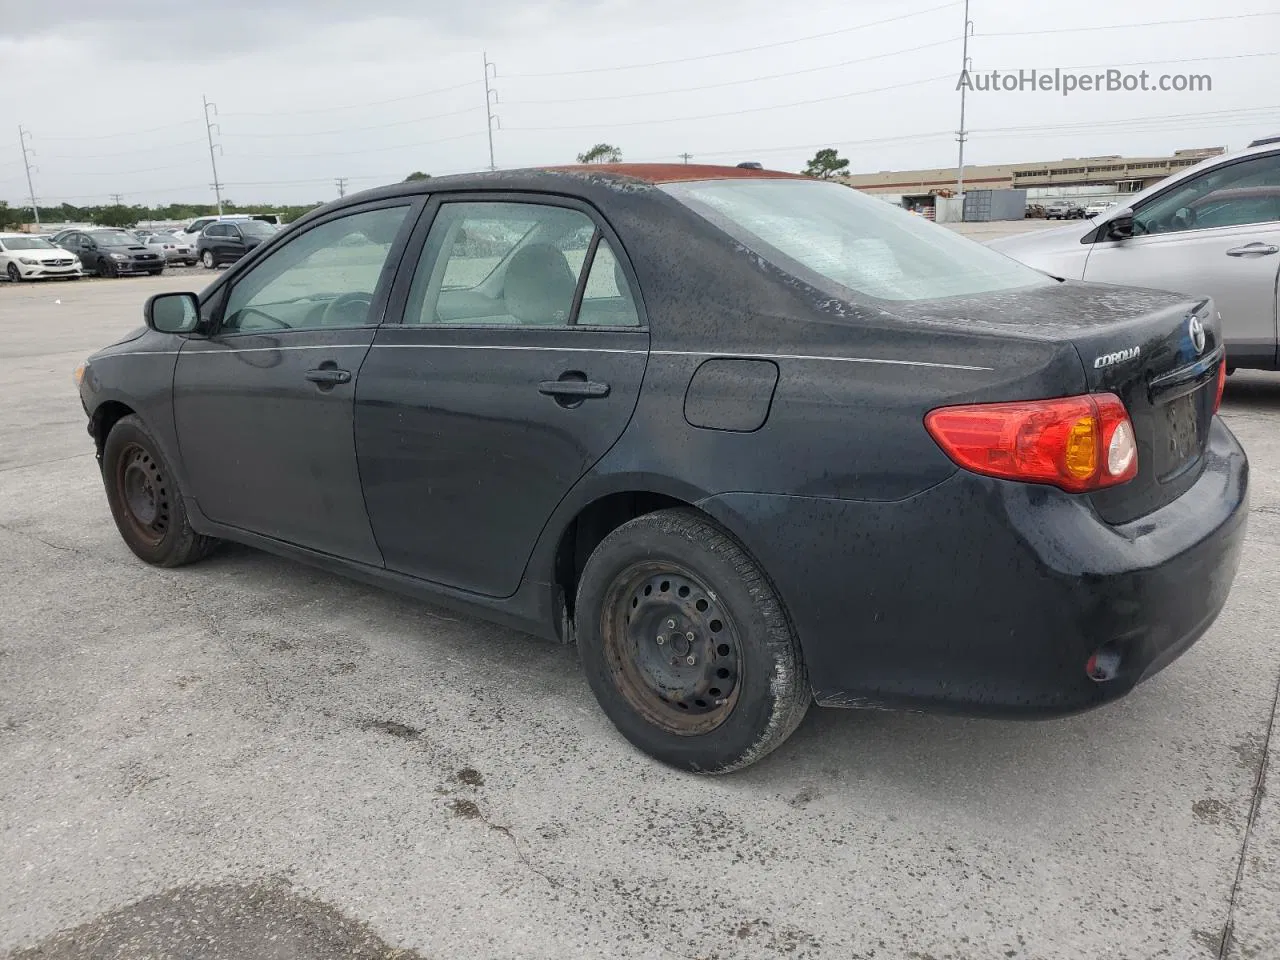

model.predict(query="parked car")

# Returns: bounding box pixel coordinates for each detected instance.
[0,233,82,281]
[1084,202,1113,218]
[990,138,1280,371]
[56,229,165,277]
[196,219,277,268]
[141,233,197,266]
[174,214,280,247]
[76,164,1247,773]
[1044,202,1085,220]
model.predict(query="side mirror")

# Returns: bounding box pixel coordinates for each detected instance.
[145,292,201,334]
[1105,208,1135,241]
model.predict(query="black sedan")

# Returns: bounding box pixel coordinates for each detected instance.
[74,165,1248,772]
[59,228,166,277]
[196,218,277,269]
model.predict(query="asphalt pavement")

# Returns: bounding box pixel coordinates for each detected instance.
[1,258,1277,960]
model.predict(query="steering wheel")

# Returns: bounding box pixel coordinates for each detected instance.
[321,292,374,327]
[235,306,290,330]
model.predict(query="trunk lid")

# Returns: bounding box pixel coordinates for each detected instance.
[891,281,1222,524]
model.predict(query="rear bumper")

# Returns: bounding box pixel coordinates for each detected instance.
[699,416,1249,716]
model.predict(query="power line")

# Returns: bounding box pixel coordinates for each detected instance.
[220,79,484,118]
[503,74,952,131]
[223,104,482,138]
[970,104,1280,135]
[37,119,205,142]
[502,0,962,77]
[203,95,225,216]
[234,129,488,161]
[983,49,1280,72]
[502,36,960,105]
[977,10,1280,38]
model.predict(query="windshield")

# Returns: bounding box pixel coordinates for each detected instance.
[1,237,56,251]
[89,230,138,246]
[664,179,1052,303]
[240,220,277,238]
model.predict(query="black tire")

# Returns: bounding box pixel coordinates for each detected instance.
[149,269,164,276]
[6,263,21,282]
[99,258,117,279]
[102,414,218,567]
[201,250,215,269]
[576,508,809,773]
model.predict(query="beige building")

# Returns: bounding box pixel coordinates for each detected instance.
[839,147,1226,198]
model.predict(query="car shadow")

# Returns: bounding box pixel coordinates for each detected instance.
[186,541,1223,816]
[1222,370,1280,412]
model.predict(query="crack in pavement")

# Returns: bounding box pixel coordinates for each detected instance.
[0,452,93,474]
[1217,655,1280,959]
[0,522,83,555]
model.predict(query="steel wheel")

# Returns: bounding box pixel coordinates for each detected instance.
[113,441,171,548]
[600,562,744,736]
[6,263,21,282]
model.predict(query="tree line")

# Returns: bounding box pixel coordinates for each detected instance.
[0,149,853,230]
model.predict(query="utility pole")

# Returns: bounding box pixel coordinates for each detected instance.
[335,177,349,198]
[203,95,224,216]
[956,0,973,199]
[109,193,124,205]
[17,125,39,229]
[483,53,499,171]
[679,152,693,164]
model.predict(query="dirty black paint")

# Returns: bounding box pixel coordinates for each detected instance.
[78,166,1250,719]
[684,358,779,432]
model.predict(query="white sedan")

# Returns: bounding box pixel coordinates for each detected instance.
[0,233,82,281]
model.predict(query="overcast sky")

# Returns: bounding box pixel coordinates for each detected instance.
[1,0,1276,209]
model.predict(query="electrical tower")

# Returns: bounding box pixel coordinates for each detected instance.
[679,152,693,164]
[483,53,500,171]
[109,194,124,205]
[335,177,349,198]
[17,125,39,229]
[203,95,225,216]
[956,0,973,198]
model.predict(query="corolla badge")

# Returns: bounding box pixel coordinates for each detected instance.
[1189,314,1206,355]
[1093,346,1141,369]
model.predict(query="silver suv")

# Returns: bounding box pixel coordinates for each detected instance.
[990,136,1280,371]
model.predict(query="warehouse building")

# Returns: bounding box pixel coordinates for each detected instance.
[839,146,1226,210]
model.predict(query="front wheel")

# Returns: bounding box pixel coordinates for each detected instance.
[576,508,810,773]
[99,258,117,278]
[201,250,215,269]
[102,414,218,567]
[148,269,164,276]
[6,263,21,282]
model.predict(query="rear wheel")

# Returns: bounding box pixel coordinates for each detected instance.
[201,250,215,269]
[576,508,809,773]
[102,414,218,567]
[6,263,21,282]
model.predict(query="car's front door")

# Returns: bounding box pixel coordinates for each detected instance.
[355,197,650,597]
[1083,151,1280,367]
[172,200,419,563]
[222,224,249,263]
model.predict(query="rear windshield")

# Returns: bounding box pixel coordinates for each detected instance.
[662,178,1052,303]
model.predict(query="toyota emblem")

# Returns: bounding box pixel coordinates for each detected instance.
[1188,315,1206,355]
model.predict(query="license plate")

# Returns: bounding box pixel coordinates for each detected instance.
[1164,393,1199,467]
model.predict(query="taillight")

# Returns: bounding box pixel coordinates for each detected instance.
[1214,355,1227,413]
[925,393,1139,493]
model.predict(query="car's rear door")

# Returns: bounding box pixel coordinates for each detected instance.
[172,199,420,563]
[355,195,650,597]
[1082,150,1280,368]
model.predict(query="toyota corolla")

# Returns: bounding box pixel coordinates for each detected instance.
[74,164,1248,772]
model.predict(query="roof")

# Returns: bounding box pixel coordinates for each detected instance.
[543,163,810,184]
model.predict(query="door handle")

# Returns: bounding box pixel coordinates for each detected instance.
[305,367,352,386]
[1226,243,1279,257]
[538,379,610,399]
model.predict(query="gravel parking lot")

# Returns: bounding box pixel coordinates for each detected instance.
[1,261,1278,959]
